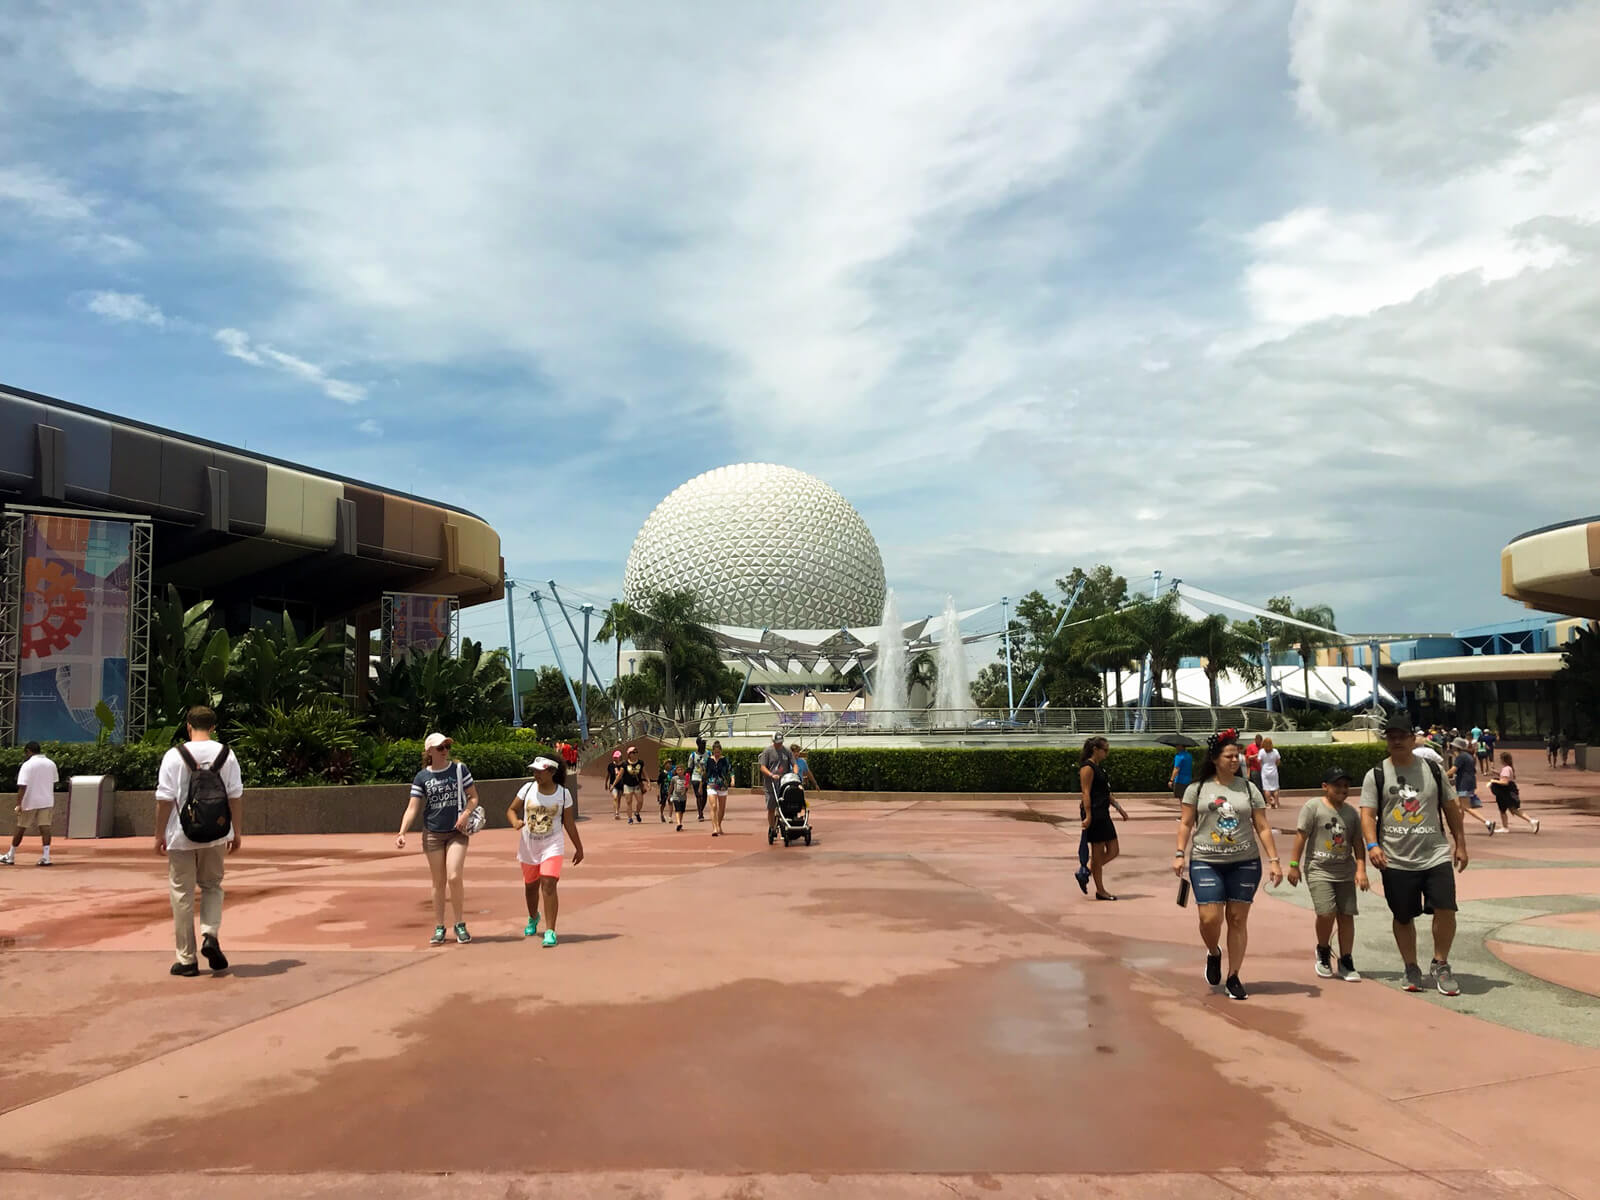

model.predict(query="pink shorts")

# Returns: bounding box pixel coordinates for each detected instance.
[521,858,563,883]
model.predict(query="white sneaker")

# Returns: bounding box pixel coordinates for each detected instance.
[1485,821,1496,835]
[0,852,13,865]
[37,856,52,866]
[1531,818,1540,834]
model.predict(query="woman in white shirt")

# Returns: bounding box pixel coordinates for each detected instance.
[506,755,586,947]
[1258,737,1283,809]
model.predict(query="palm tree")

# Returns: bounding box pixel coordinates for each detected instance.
[595,600,640,700]
[1076,614,1140,708]
[1121,593,1194,705]
[599,590,716,719]
[1264,599,1338,711]
[1186,614,1259,706]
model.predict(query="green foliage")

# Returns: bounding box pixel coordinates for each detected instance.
[231,701,363,787]
[696,742,1389,794]
[0,743,166,791]
[227,610,343,726]
[149,585,231,728]
[596,590,722,719]
[1560,625,1600,740]
[520,666,606,741]
[368,639,511,738]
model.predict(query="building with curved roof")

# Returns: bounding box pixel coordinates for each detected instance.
[1502,516,1600,620]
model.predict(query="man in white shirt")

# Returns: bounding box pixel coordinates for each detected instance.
[3,742,59,866]
[155,706,245,977]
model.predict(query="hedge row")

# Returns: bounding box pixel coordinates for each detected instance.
[700,743,1391,794]
[0,738,554,793]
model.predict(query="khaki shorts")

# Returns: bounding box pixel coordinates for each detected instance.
[14,807,53,833]
[422,830,468,853]
[1307,874,1359,917]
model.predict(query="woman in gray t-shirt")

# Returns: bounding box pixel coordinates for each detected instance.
[1175,731,1283,1001]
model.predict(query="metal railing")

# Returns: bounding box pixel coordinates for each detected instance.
[579,705,1274,762]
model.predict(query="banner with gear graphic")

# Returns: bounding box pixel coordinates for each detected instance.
[18,515,133,743]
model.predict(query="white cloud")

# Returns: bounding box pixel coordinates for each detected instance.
[0,165,142,259]
[214,328,366,403]
[85,290,167,327]
[357,418,382,436]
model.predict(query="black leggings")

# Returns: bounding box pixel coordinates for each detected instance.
[693,779,707,816]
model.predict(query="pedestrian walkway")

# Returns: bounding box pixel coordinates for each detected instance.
[3,770,1599,1198]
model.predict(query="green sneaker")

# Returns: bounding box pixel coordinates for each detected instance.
[542,930,558,948]
[524,915,540,937]
[454,923,472,944]
[429,926,447,946]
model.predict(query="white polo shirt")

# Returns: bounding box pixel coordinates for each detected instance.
[17,754,59,811]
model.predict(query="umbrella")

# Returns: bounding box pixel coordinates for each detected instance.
[1157,734,1201,748]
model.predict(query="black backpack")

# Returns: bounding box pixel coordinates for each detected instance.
[1366,757,1444,848]
[177,743,234,843]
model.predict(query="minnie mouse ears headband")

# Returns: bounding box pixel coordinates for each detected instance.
[1207,728,1240,755]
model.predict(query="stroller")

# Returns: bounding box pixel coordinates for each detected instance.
[769,771,812,846]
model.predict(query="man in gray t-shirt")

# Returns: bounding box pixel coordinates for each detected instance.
[758,732,796,837]
[1359,713,1469,997]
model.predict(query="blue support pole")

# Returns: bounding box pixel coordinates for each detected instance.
[504,581,524,727]
[1369,639,1380,715]
[1013,578,1086,716]
[579,604,593,742]
[531,589,583,728]
[1261,642,1274,714]
[1001,597,1015,716]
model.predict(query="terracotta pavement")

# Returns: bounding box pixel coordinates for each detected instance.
[3,755,1600,1198]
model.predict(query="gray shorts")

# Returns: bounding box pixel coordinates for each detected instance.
[1307,875,1359,917]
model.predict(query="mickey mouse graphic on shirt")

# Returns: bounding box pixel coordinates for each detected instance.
[1324,820,1347,854]
[1388,777,1427,826]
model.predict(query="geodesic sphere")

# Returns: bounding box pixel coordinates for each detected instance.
[623,464,887,630]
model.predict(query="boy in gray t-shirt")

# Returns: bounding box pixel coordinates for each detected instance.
[1288,767,1370,981]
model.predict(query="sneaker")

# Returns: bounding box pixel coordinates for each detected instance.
[1485,821,1496,835]
[0,852,13,866]
[1432,959,1460,996]
[169,960,200,977]
[454,923,472,944]
[1224,974,1248,1000]
[1531,818,1540,834]
[429,926,447,946]
[1315,945,1334,978]
[200,934,229,971]
[1402,963,1426,992]
[1075,867,1090,895]
[1337,954,1361,982]
[542,929,558,948]
[524,916,539,937]
[1205,950,1222,987]
[37,856,53,866]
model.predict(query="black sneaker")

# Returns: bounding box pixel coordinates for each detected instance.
[1315,945,1334,978]
[170,961,201,977]
[1337,954,1361,982]
[1224,974,1248,1000]
[201,934,229,972]
[1205,950,1223,987]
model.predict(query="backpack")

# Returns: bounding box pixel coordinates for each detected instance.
[177,743,233,843]
[1365,757,1444,849]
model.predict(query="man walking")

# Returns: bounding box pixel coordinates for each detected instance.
[758,731,796,840]
[3,741,59,866]
[1360,713,1470,997]
[155,706,244,977]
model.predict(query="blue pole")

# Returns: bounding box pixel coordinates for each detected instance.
[1001,596,1015,715]
[531,589,582,727]
[579,604,593,742]
[1261,642,1274,714]
[1369,639,1380,715]
[504,581,523,728]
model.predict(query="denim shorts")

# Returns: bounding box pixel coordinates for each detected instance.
[1189,857,1263,905]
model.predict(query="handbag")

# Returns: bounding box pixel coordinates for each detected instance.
[457,765,486,835]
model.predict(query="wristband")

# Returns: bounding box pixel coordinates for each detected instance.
[1268,857,1279,863]
[1173,851,1184,858]
[1366,842,1379,851]
[1288,860,1299,868]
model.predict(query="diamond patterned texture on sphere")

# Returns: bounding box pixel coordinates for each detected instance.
[623,463,887,630]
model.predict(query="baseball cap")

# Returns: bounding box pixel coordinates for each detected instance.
[611,749,622,760]
[423,732,452,751]
[626,745,637,754]
[1322,767,1352,785]
[772,730,785,742]
[1382,712,1415,735]
[528,756,560,772]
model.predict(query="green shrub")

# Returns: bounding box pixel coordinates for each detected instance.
[0,743,165,792]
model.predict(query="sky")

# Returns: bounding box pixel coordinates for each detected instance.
[3,0,1599,676]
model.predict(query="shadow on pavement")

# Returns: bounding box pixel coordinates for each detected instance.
[225,959,306,979]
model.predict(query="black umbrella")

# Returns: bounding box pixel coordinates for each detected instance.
[1156,734,1200,748]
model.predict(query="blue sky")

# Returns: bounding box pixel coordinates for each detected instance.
[4,1,1600,676]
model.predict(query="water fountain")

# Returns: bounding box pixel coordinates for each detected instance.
[934,595,972,727]
[871,589,907,728]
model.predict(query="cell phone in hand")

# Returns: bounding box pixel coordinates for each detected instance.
[1176,878,1191,907]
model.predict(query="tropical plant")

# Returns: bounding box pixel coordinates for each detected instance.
[1560,625,1600,740]
[227,610,343,725]
[1075,614,1141,708]
[1265,596,1340,711]
[594,600,640,693]
[596,590,719,719]
[1118,593,1195,705]
[1185,614,1259,706]
[368,639,511,738]
[148,584,230,727]
[232,700,362,786]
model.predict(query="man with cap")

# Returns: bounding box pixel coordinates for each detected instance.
[1359,712,1470,997]
[1450,736,1488,819]
[758,731,797,841]
[1287,766,1369,981]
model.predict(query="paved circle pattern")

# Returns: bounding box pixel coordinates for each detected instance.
[623,463,886,629]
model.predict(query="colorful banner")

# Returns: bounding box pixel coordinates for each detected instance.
[18,515,133,743]
[389,592,454,662]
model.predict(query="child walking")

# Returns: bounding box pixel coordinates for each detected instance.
[1287,766,1369,981]
[670,765,689,831]
[507,755,585,947]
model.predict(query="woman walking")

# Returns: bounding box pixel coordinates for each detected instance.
[396,732,481,946]
[1258,737,1282,808]
[607,749,624,820]
[620,746,647,823]
[1175,730,1283,1000]
[1078,737,1127,901]
[506,755,585,947]
[1488,752,1540,834]
[705,740,734,836]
